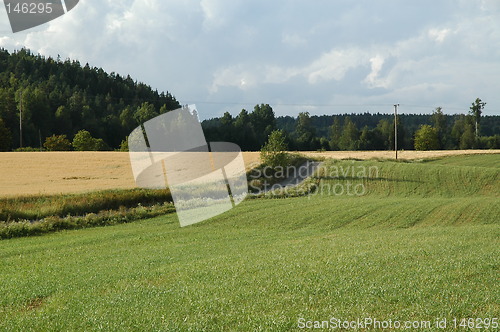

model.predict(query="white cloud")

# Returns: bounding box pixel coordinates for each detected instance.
[210,65,257,93]
[200,0,242,30]
[428,28,451,43]
[305,48,368,84]
[364,55,385,88]
[0,1,499,117]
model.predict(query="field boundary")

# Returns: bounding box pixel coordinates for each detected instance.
[1,150,498,197]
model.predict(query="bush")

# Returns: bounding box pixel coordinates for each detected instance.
[13,147,41,152]
[477,135,500,149]
[43,134,72,151]
[119,137,129,152]
[94,138,108,151]
[72,130,108,151]
[0,188,175,239]
[260,129,289,169]
[0,203,175,239]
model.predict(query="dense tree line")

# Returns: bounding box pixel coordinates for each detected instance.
[0,48,498,152]
[203,103,277,151]
[203,103,500,151]
[0,48,180,151]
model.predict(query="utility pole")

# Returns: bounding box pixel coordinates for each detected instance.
[394,104,399,160]
[19,90,23,148]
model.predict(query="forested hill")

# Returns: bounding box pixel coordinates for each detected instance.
[0,48,180,150]
[0,48,499,152]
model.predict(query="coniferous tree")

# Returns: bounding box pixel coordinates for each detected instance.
[295,112,315,150]
[328,117,342,150]
[251,104,276,148]
[339,117,359,151]
[0,48,180,150]
[431,107,447,149]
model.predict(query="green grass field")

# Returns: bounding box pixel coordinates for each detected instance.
[0,154,498,331]
[424,154,500,168]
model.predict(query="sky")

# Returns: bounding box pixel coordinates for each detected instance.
[1,0,499,119]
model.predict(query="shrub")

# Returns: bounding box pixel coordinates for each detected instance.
[94,138,108,151]
[13,147,41,152]
[477,135,500,149]
[43,134,72,151]
[119,137,129,152]
[72,130,108,151]
[260,129,289,169]
[0,189,175,239]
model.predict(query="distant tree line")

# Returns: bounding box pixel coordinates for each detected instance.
[0,48,180,151]
[203,102,500,151]
[0,48,499,152]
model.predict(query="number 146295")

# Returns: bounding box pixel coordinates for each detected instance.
[6,2,53,14]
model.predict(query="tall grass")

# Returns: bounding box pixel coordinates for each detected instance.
[0,189,174,239]
[0,188,172,222]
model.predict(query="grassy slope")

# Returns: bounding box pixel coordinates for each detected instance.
[315,157,499,199]
[0,155,498,331]
[423,153,500,168]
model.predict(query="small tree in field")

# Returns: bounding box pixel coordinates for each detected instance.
[260,129,289,169]
[72,130,107,151]
[43,134,72,151]
[72,130,95,151]
[414,125,439,151]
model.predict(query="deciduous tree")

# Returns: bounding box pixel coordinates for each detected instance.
[72,129,107,151]
[469,98,486,138]
[260,129,289,169]
[414,125,439,151]
[431,107,447,149]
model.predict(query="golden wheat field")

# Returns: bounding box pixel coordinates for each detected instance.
[0,150,498,197]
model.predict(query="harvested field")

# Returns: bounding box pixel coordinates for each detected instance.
[0,150,497,197]
[301,149,500,160]
[0,152,261,197]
